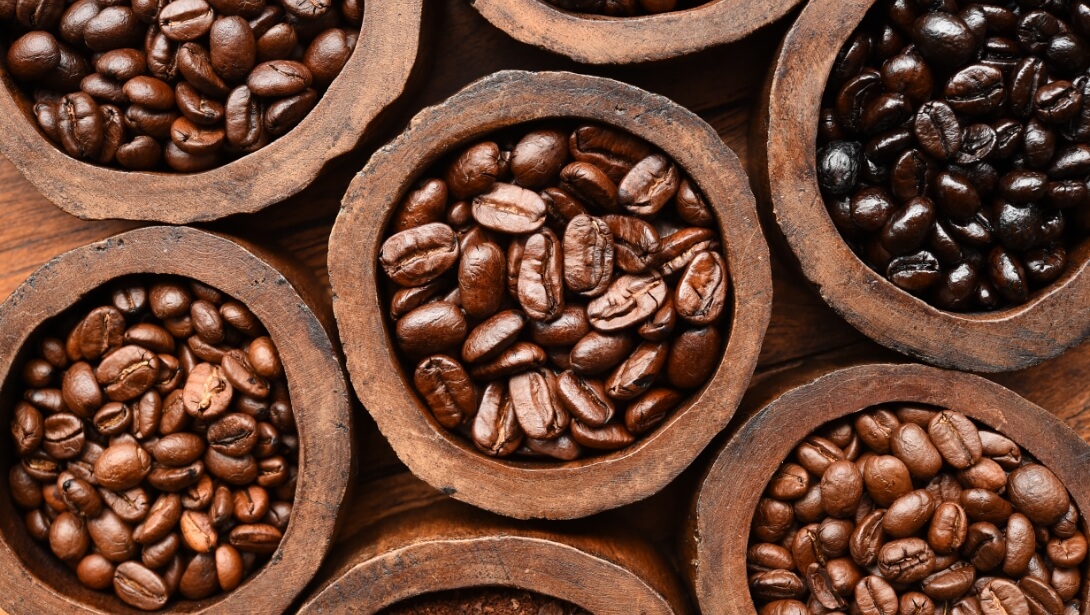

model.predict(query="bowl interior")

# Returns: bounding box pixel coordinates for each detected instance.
[373,117,734,471]
[0,275,300,613]
[810,0,1090,323]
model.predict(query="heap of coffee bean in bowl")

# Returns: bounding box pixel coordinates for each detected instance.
[378,122,729,462]
[1,0,361,171]
[817,1,1090,312]
[749,406,1086,614]
[7,275,297,611]
[542,0,709,16]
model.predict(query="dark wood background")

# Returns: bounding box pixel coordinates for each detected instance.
[1,0,1088,610]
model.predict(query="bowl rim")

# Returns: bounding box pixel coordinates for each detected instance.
[470,0,803,64]
[298,499,686,614]
[0,0,424,224]
[328,69,772,520]
[689,362,1090,613]
[762,0,1090,373]
[0,226,352,614]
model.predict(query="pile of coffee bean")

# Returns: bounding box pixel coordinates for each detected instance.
[817,0,1090,312]
[378,122,728,462]
[749,406,1086,615]
[1,0,360,171]
[8,276,297,610]
[543,0,708,16]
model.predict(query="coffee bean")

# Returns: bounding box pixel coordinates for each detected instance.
[518,228,565,321]
[472,183,547,235]
[246,59,311,97]
[856,575,899,615]
[563,215,614,297]
[603,214,660,274]
[510,129,567,189]
[674,251,728,325]
[414,355,477,429]
[227,523,281,555]
[396,302,467,357]
[178,552,218,599]
[1007,464,1070,526]
[77,554,116,591]
[7,31,61,80]
[471,383,523,457]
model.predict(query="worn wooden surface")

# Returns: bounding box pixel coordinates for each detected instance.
[0,227,352,614]
[758,0,1090,374]
[329,69,771,520]
[0,0,1088,611]
[0,2,424,224]
[685,363,1090,613]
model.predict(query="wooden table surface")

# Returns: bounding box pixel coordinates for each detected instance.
[1,0,1088,610]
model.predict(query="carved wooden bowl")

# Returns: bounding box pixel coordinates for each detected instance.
[756,0,1090,372]
[470,0,803,64]
[299,497,692,614]
[0,1,424,224]
[682,362,1090,613]
[0,226,352,613]
[328,69,772,520]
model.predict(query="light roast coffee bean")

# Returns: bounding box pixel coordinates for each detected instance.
[8,275,296,609]
[381,122,730,461]
[749,405,1085,612]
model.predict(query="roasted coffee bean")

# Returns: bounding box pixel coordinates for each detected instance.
[508,370,568,441]
[821,460,864,519]
[604,214,660,273]
[510,129,567,189]
[95,441,152,491]
[414,355,477,429]
[587,272,668,331]
[1007,464,1070,526]
[563,215,614,297]
[380,223,459,288]
[471,183,547,234]
[227,523,281,554]
[471,383,523,457]
[518,228,565,321]
[570,331,634,376]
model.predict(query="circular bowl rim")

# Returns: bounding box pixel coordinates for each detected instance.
[0,0,424,224]
[328,68,772,520]
[0,225,352,614]
[762,0,1090,372]
[470,0,803,64]
[690,362,1090,613]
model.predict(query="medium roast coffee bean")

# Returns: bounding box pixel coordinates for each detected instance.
[750,405,1084,612]
[385,122,729,462]
[4,0,360,172]
[9,275,295,608]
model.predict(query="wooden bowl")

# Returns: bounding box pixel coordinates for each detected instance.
[328,69,772,520]
[0,226,352,614]
[298,495,692,614]
[470,0,802,64]
[0,1,424,224]
[682,362,1090,614]
[755,0,1090,373]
